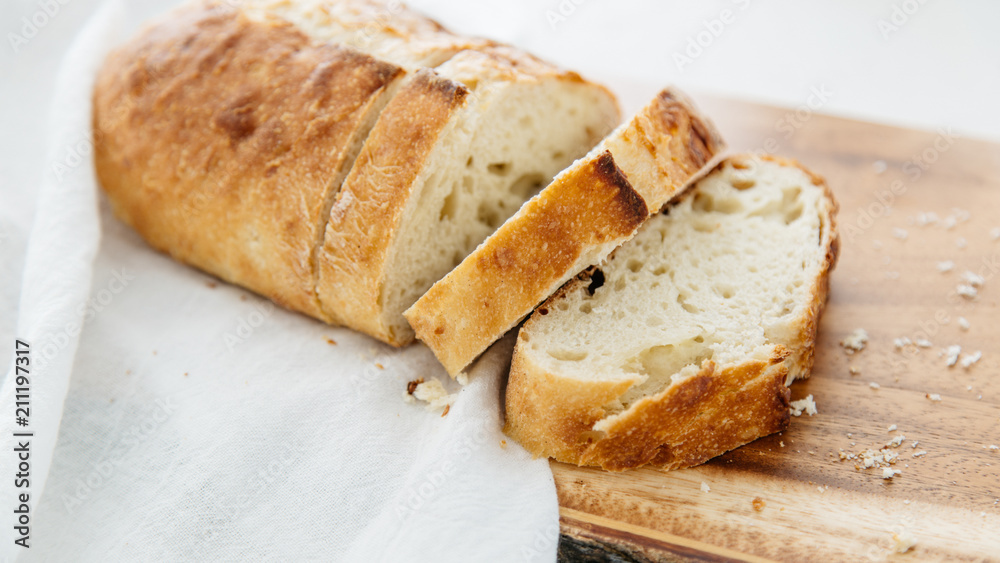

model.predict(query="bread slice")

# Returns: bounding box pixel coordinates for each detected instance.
[316,49,619,345]
[503,155,839,471]
[406,88,724,374]
[94,2,404,320]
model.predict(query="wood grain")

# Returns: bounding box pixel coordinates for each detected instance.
[554,96,1000,562]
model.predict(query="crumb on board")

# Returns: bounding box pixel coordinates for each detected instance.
[700,482,711,493]
[945,345,962,367]
[956,284,978,299]
[989,445,999,451]
[956,237,968,248]
[893,530,917,553]
[958,317,971,331]
[913,451,927,458]
[752,497,766,512]
[937,260,955,273]
[779,441,785,448]
[789,395,817,417]
[961,271,985,287]
[887,424,897,432]
[892,228,909,240]
[883,467,900,479]
[840,328,868,353]
[926,393,942,402]
[960,351,982,369]
[991,227,1000,240]
[870,382,881,390]
[893,337,912,349]
[872,160,887,174]
[915,338,932,348]
[849,366,861,375]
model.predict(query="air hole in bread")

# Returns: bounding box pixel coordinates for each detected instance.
[652,265,668,276]
[438,189,457,221]
[579,302,593,314]
[731,177,755,190]
[552,150,565,160]
[487,162,511,176]
[548,349,586,361]
[716,285,735,299]
[586,269,605,295]
[676,292,699,314]
[613,277,627,292]
[509,173,546,199]
[731,159,751,170]
[476,201,502,229]
[626,259,643,273]
[465,156,474,168]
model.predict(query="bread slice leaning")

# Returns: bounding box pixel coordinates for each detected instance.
[406,88,724,375]
[94,2,403,320]
[504,155,839,471]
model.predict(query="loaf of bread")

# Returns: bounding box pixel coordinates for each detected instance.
[405,88,724,375]
[503,155,839,471]
[94,0,619,345]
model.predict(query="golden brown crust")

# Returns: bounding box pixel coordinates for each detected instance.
[504,347,791,472]
[406,151,649,372]
[502,154,838,472]
[406,88,723,375]
[316,69,469,344]
[94,3,402,320]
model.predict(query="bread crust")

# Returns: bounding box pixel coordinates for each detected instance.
[503,154,839,471]
[94,2,402,319]
[406,88,724,375]
[315,69,470,344]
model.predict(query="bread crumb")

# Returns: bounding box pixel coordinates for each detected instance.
[937,260,955,273]
[915,338,932,348]
[872,239,883,250]
[911,441,919,448]
[892,228,908,240]
[883,467,900,479]
[789,395,817,417]
[779,441,785,448]
[926,393,942,401]
[456,372,469,386]
[912,451,927,457]
[958,317,971,330]
[956,237,968,249]
[887,435,906,448]
[960,351,982,369]
[375,362,384,370]
[406,378,458,416]
[872,160,887,174]
[991,227,1000,240]
[500,439,507,449]
[945,345,962,367]
[325,337,338,345]
[849,366,861,375]
[752,497,766,512]
[893,337,912,349]
[870,382,881,389]
[957,284,978,299]
[961,271,985,287]
[892,530,917,553]
[840,328,868,353]
[440,404,450,417]
[887,424,897,432]
[989,445,999,451]
[903,499,911,504]
[700,482,711,493]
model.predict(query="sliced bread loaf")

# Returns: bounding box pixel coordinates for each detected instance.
[503,155,839,471]
[406,88,724,374]
[94,3,404,320]
[317,48,619,344]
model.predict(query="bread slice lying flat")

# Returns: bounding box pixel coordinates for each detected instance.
[504,155,839,471]
[406,88,724,374]
[94,3,404,320]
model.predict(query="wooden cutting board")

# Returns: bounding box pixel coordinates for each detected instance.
[553,96,1000,562]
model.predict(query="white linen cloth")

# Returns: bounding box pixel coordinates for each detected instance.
[0,2,558,560]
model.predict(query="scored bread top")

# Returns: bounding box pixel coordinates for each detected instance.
[94,2,403,320]
[503,154,839,471]
[406,88,724,375]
